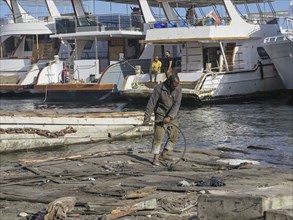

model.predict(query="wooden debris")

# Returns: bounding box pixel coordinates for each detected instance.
[123,186,157,199]
[102,209,135,220]
[98,198,157,220]
[216,147,249,154]
[18,149,133,164]
[247,145,273,151]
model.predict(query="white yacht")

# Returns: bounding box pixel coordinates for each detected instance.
[34,0,154,102]
[120,0,285,103]
[0,0,151,101]
[262,2,293,91]
[0,0,61,94]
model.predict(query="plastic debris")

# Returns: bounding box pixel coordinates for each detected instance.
[177,180,191,187]
[193,176,225,187]
[18,212,28,217]
[35,209,47,220]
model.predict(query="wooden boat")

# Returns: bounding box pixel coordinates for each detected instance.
[0,110,153,153]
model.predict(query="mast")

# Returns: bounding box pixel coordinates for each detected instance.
[70,0,87,21]
[45,0,60,17]
[137,0,156,23]
[3,0,12,11]
[9,0,35,23]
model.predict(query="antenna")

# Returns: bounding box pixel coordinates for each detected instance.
[289,0,293,17]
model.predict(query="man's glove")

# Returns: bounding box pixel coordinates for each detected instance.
[163,116,171,124]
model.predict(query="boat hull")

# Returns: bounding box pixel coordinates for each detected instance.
[122,64,284,104]
[0,111,152,153]
[34,83,129,103]
[0,84,45,97]
[263,36,293,90]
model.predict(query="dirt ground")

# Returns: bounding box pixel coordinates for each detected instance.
[0,147,292,220]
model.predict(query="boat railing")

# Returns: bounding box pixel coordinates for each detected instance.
[148,16,231,29]
[3,12,55,24]
[60,51,108,60]
[97,14,143,31]
[148,10,280,30]
[55,14,143,34]
[242,14,279,25]
[285,17,293,36]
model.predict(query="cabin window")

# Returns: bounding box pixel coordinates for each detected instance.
[257,47,270,60]
[203,47,220,71]
[84,41,93,50]
[56,18,76,34]
[24,36,33,51]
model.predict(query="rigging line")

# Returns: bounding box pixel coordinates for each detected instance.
[122,58,145,75]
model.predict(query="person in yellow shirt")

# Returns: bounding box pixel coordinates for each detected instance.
[149,56,162,82]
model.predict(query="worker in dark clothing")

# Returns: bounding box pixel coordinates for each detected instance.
[143,75,182,166]
[162,51,173,79]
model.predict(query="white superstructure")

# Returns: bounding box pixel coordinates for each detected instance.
[0,0,63,93]
[120,0,286,103]
[0,0,150,94]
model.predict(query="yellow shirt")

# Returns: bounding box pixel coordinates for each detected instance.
[152,60,162,73]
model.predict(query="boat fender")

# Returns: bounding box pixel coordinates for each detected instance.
[258,61,264,80]
[61,66,69,83]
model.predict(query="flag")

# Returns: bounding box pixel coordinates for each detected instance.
[208,11,221,25]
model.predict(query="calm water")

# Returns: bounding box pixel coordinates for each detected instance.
[0,96,292,170]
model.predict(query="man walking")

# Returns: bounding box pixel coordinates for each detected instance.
[143,75,182,166]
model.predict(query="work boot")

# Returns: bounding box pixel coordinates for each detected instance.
[159,149,172,160]
[152,154,160,166]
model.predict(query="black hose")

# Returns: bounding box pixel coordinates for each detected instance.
[151,119,187,170]
[74,125,141,153]
[160,121,187,171]
[72,120,187,171]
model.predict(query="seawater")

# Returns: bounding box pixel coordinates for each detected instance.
[0,96,292,170]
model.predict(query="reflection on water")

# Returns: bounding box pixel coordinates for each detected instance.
[0,96,292,169]
[179,100,293,169]
[0,97,128,113]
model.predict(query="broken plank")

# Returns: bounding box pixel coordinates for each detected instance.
[123,186,157,199]
[19,149,133,164]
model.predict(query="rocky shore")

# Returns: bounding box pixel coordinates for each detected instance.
[0,146,292,220]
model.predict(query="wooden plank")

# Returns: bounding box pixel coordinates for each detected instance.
[19,149,133,164]
[0,193,86,206]
[124,186,157,199]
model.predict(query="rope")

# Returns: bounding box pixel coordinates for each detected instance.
[121,58,145,75]
[43,84,48,102]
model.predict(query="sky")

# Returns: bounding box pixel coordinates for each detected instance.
[0,0,291,19]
